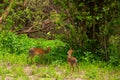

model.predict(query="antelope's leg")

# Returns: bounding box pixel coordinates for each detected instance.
[27,55,30,63]
[30,56,34,63]
[71,64,74,72]
[76,63,79,73]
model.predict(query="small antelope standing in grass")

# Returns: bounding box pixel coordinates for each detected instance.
[27,47,51,63]
[67,48,79,72]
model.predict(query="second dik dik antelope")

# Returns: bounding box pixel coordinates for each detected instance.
[67,48,79,72]
[27,47,51,63]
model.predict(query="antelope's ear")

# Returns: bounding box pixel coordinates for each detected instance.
[70,47,74,50]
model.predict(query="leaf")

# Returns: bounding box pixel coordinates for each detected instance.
[77,15,83,21]
[79,3,84,7]
[87,16,92,20]
[96,16,100,20]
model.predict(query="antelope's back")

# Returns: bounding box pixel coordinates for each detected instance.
[67,56,77,64]
[29,48,45,55]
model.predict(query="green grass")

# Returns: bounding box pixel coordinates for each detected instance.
[0,53,120,80]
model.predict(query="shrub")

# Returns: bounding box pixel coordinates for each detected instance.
[0,31,37,54]
[108,35,120,66]
[0,31,68,64]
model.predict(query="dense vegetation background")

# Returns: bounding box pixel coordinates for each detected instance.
[0,0,120,79]
[0,0,120,65]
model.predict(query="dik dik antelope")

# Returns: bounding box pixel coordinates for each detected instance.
[67,48,79,72]
[27,47,51,63]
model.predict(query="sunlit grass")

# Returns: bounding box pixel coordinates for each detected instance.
[0,53,120,80]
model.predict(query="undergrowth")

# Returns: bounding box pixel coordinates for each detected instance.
[0,31,120,79]
[0,53,120,80]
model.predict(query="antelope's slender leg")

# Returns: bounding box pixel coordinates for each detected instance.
[27,54,30,63]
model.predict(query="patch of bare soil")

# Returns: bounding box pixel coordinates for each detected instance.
[5,76,15,80]
[29,75,40,80]
[24,66,33,76]
[2,63,85,80]
[64,78,84,80]
[0,76,2,80]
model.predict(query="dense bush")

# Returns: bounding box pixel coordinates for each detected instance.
[0,31,37,54]
[0,31,68,64]
[0,0,120,66]
[108,35,120,65]
[52,0,120,65]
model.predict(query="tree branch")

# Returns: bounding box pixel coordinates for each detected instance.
[0,0,14,24]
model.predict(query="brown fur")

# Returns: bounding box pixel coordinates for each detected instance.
[67,48,79,72]
[27,47,51,63]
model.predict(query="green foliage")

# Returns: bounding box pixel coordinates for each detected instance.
[0,31,68,64]
[53,0,120,65]
[45,46,69,64]
[82,52,95,63]
[108,35,120,66]
[1,0,120,65]
[0,53,120,80]
[0,31,37,54]
[0,0,32,31]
